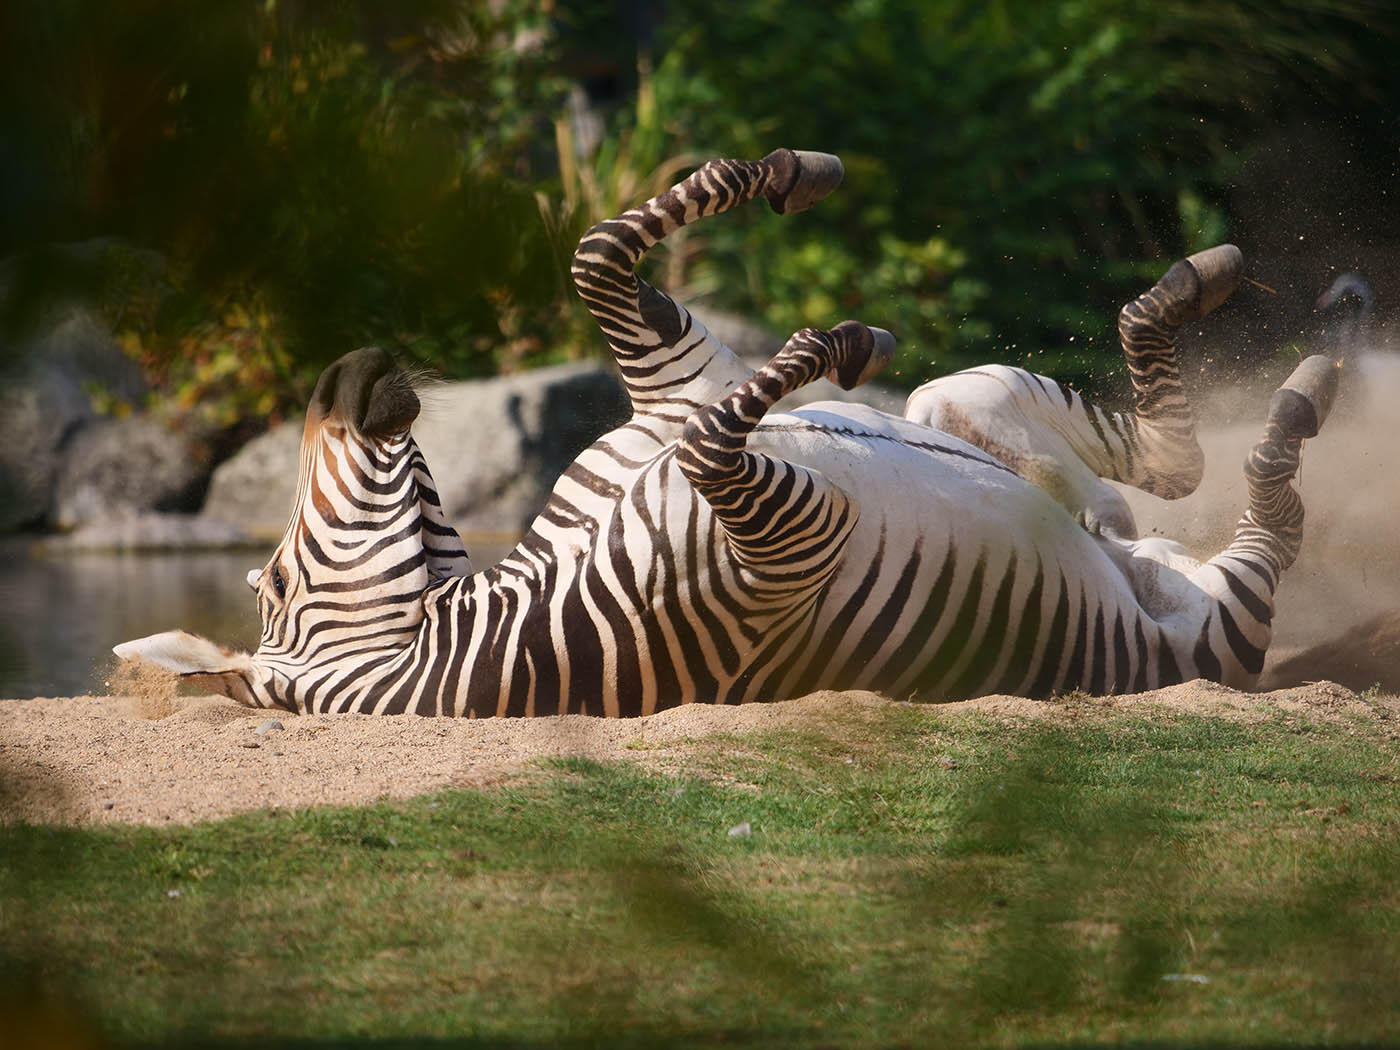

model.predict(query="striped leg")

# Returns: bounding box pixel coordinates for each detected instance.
[676,321,894,583]
[904,245,1242,533]
[1193,355,1339,684]
[570,150,844,417]
[1112,244,1242,498]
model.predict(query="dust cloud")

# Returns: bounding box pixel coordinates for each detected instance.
[103,656,181,720]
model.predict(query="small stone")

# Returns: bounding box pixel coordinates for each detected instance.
[239,741,261,749]
[727,821,752,839]
[103,801,115,810]
[254,720,285,735]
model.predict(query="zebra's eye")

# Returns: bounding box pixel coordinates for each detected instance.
[271,565,286,599]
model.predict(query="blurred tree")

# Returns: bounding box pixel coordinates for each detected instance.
[624,0,1397,387]
[1,0,1394,429]
[0,0,576,425]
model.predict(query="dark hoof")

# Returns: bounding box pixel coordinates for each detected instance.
[763,149,844,215]
[1156,244,1243,320]
[828,322,895,390]
[1270,355,1340,439]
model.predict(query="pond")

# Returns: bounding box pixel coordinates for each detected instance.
[0,537,516,698]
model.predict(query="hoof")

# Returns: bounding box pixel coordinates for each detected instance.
[763,149,844,215]
[1155,244,1243,321]
[1270,355,1340,439]
[1183,244,1243,317]
[828,322,895,390]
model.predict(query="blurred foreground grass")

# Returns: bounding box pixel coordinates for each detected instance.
[2,701,1398,1048]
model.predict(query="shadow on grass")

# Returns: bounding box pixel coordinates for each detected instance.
[2,713,1399,1048]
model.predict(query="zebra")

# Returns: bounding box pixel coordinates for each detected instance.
[115,148,1339,717]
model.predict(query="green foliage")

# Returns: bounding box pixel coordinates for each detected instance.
[1,0,575,422]
[640,0,1396,385]
[2,0,1395,425]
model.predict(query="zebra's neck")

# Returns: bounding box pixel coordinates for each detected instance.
[267,561,540,716]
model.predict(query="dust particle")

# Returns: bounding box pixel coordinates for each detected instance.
[105,657,181,720]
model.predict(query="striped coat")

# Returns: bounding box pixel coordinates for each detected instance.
[116,150,1336,716]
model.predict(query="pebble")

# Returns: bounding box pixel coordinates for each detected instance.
[239,741,261,749]
[727,821,752,839]
[254,720,285,735]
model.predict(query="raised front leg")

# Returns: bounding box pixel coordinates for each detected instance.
[675,320,894,590]
[571,150,845,418]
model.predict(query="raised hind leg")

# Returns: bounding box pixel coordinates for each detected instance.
[675,320,894,592]
[1184,355,1339,686]
[571,149,844,419]
[905,245,1242,535]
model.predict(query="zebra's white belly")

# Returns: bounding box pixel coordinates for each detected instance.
[544,401,1197,706]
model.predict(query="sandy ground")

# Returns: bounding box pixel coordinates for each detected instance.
[3,680,1397,828]
[6,354,1399,830]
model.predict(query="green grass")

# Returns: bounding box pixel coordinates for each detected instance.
[3,703,1400,1048]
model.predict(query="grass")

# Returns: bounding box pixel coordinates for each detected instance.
[3,701,1400,1048]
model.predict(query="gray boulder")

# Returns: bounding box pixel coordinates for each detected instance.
[690,305,908,415]
[199,356,913,544]
[0,307,147,531]
[200,421,303,540]
[37,512,252,553]
[51,416,208,530]
[413,363,630,536]
[200,362,631,541]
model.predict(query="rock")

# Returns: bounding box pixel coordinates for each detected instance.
[196,351,904,545]
[199,422,302,540]
[254,719,284,735]
[693,305,908,415]
[727,821,752,839]
[202,363,631,542]
[412,363,630,536]
[0,307,146,531]
[36,512,254,552]
[689,305,783,360]
[51,417,209,529]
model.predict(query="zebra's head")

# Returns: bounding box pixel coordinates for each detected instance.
[115,347,472,712]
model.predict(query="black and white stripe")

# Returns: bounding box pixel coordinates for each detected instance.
[117,150,1336,716]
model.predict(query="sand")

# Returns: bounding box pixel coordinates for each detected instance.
[3,680,1396,828]
[7,353,1400,830]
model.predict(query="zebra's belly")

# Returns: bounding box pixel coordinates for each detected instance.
[734,410,1196,700]
[458,406,1206,715]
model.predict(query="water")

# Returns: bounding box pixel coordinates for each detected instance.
[0,537,517,697]
[0,541,269,697]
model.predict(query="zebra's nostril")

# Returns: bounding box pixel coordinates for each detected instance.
[307,347,407,432]
[359,372,421,437]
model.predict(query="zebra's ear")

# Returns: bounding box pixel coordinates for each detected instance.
[112,630,260,707]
